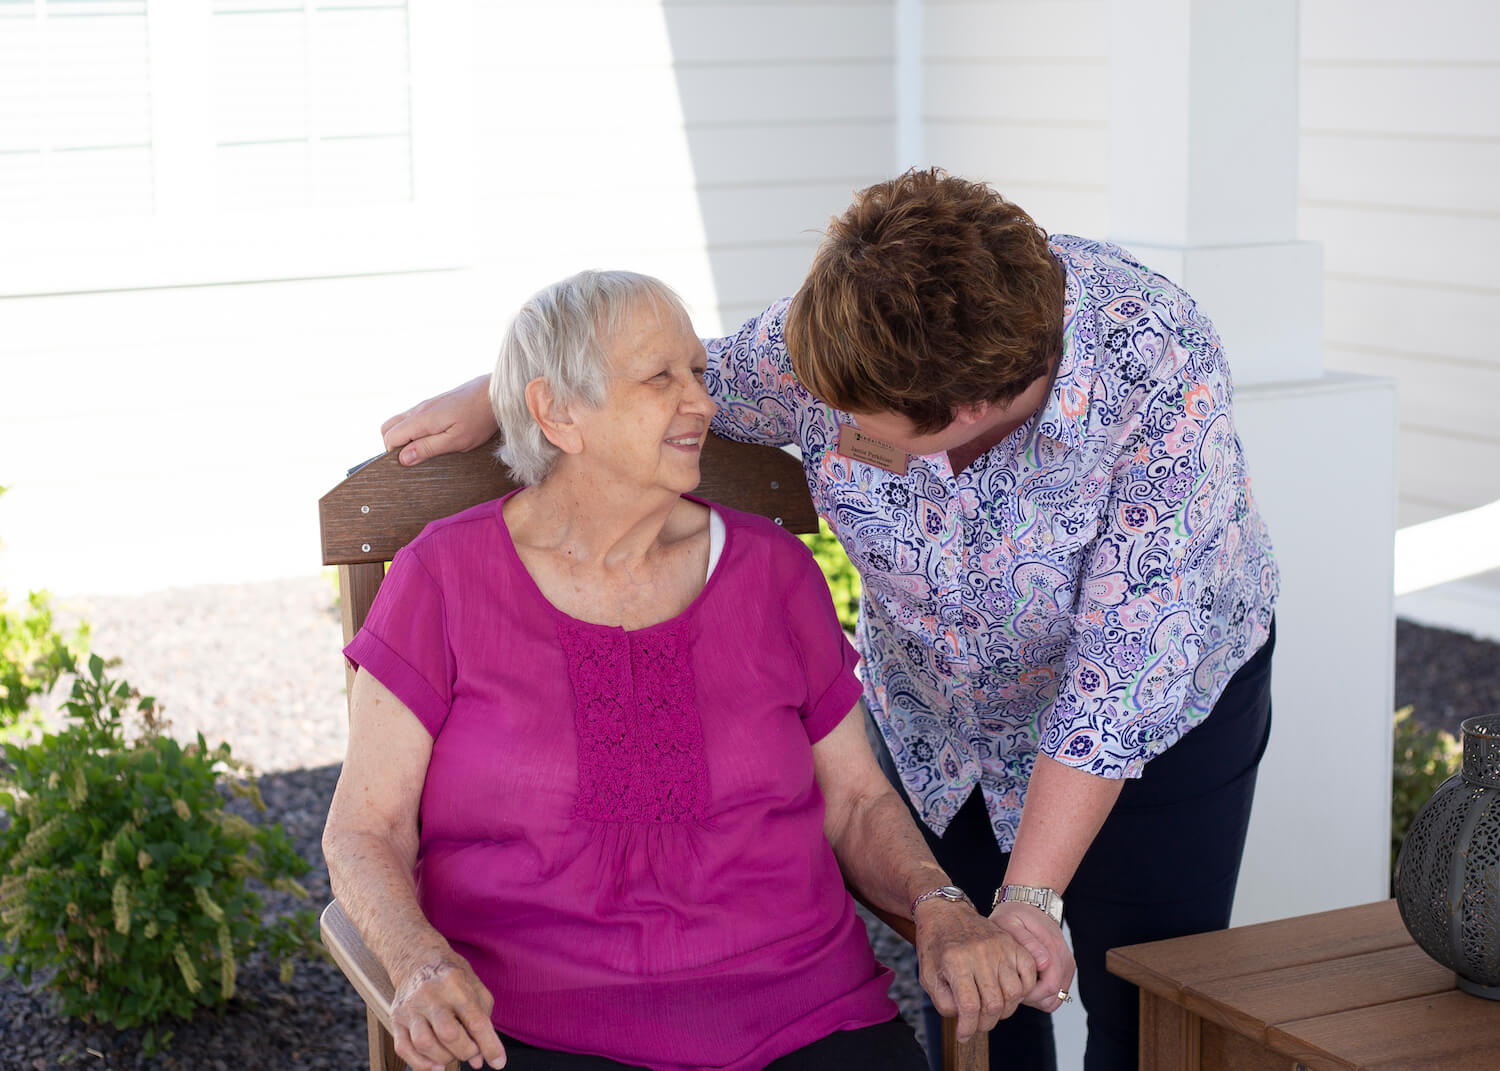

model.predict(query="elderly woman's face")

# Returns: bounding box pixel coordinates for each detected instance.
[573,301,715,495]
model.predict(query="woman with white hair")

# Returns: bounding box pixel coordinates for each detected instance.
[321,270,1039,1071]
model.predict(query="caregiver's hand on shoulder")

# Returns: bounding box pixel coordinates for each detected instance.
[988,899,1077,1014]
[391,952,507,1071]
[381,374,498,466]
[915,900,1037,1042]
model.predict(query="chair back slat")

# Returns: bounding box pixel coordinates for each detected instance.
[319,432,818,569]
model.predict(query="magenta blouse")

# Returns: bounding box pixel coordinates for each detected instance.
[344,493,897,1070]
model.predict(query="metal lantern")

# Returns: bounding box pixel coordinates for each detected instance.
[1396,714,1500,998]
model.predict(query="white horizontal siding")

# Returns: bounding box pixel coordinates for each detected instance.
[1300,0,1500,530]
[1302,202,1500,293]
[923,0,1106,59]
[923,122,1107,187]
[1323,277,1499,366]
[490,183,863,253]
[921,0,1108,238]
[1397,428,1500,515]
[481,61,891,130]
[468,0,895,328]
[1323,344,1500,439]
[482,2,891,64]
[1302,0,1500,62]
[1302,135,1500,215]
[924,60,1107,124]
[1301,65,1500,139]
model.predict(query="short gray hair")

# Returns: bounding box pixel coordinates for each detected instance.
[492,269,689,485]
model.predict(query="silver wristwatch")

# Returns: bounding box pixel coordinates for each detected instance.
[996,883,1064,925]
[911,885,973,919]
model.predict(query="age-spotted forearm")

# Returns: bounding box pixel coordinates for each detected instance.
[323,825,456,987]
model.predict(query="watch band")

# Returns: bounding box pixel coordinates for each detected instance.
[910,885,973,919]
[996,883,1064,925]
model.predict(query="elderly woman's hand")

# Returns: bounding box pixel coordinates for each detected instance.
[381,373,498,466]
[914,900,1039,1042]
[988,899,1077,1013]
[390,951,507,1071]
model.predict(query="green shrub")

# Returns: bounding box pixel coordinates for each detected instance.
[0,487,89,741]
[1391,706,1462,885]
[801,520,861,633]
[0,655,320,1052]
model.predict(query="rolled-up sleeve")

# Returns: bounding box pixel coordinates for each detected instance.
[344,545,455,738]
[781,549,864,746]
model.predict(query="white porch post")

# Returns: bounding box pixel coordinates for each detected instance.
[1109,0,1397,923]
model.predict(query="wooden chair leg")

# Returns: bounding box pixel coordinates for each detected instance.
[366,1010,461,1071]
[367,1007,402,1071]
[942,1015,989,1071]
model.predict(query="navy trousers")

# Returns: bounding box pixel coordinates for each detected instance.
[874,622,1275,1071]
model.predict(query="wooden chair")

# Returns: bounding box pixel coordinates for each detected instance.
[317,431,988,1071]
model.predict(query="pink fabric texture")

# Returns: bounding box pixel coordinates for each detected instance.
[344,493,891,1070]
[559,616,710,824]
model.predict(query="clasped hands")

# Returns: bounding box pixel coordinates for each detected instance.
[915,898,1077,1042]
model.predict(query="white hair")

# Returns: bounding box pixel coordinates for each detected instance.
[492,269,689,486]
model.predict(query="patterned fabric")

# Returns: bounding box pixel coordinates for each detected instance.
[704,235,1279,848]
[557,616,710,823]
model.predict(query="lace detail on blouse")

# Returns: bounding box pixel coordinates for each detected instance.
[558,617,709,823]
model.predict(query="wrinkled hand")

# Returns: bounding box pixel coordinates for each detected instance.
[915,902,1039,1042]
[381,374,498,466]
[390,954,506,1071]
[987,900,1076,1013]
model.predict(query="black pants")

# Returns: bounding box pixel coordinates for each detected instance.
[495,1016,925,1070]
[875,622,1275,1071]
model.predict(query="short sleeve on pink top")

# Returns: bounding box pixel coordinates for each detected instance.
[344,494,892,1071]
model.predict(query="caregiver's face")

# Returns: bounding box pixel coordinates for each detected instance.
[848,369,1052,458]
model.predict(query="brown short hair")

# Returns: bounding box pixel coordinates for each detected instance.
[786,168,1064,433]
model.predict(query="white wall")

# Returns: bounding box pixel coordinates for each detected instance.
[1300,0,1500,529]
[0,0,896,597]
[921,0,1109,237]
[469,0,900,335]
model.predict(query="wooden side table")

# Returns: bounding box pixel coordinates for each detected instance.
[1106,899,1500,1070]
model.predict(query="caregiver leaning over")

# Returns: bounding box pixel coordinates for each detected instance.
[381,170,1280,1071]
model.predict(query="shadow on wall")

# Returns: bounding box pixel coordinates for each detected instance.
[661,5,899,330]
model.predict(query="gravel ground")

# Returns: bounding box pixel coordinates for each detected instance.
[1394,618,1500,739]
[2,576,1494,1071]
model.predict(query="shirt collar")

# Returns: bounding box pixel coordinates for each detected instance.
[1028,247,1091,450]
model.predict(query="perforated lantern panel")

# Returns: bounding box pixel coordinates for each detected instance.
[1396,715,1500,995]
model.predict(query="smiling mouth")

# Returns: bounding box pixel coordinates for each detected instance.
[665,436,702,447]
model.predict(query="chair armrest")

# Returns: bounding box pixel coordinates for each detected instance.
[320,899,396,1033]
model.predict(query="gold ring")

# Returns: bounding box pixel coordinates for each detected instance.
[1057,989,1073,1003]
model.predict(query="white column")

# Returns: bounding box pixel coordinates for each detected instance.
[1109,0,1322,385]
[1109,0,1396,928]
[894,0,924,171]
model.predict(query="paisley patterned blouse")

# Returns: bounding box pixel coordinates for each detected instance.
[704,235,1279,849]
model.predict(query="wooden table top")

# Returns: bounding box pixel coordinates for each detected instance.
[1107,900,1500,1071]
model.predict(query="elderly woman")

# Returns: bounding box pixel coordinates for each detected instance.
[380,170,1280,1071]
[322,269,1038,1071]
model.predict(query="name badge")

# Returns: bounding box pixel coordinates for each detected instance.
[837,425,908,474]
